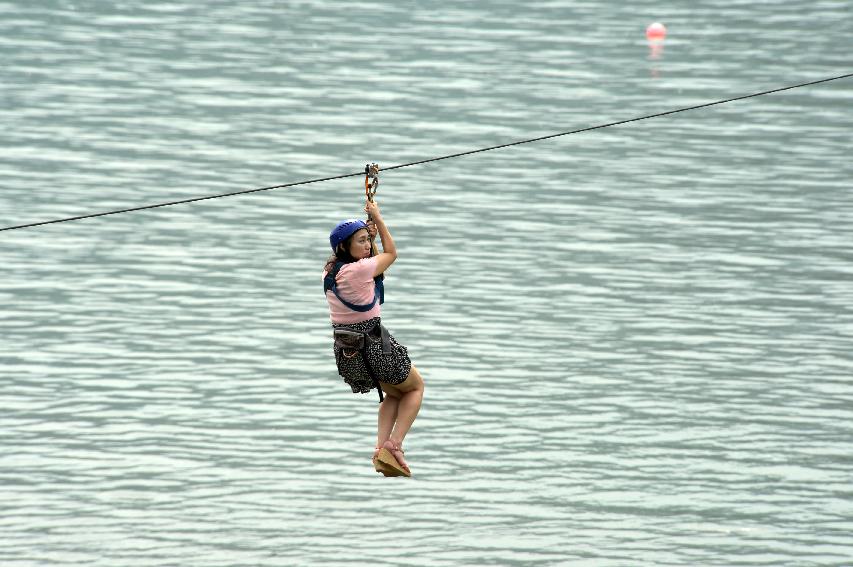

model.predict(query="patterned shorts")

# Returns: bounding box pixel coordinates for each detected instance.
[331,317,411,394]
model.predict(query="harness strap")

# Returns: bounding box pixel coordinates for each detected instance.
[334,321,389,403]
[361,349,384,403]
[324,261,384,312]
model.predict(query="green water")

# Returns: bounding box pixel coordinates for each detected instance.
[1,1,851,565]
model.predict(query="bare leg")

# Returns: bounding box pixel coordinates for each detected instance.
[376,391,400,448]
[389,365,424,445]
[376,366,424,475]
[390,389,423,444]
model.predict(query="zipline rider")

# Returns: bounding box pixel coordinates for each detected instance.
[323,199,425,477]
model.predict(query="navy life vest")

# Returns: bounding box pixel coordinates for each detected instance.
[324,261,385,312]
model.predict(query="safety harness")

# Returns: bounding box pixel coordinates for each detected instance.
[325,263,388,403]
[325,163,391,403]
[323,262,384,312]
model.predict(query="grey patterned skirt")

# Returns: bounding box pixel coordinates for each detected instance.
[332,317,411,394]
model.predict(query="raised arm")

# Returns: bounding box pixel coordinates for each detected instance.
[366,200,396,277]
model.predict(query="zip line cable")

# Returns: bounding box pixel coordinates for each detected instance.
[384,72,852,173]
[2,72,850,234]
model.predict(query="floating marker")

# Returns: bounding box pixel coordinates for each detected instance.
[646,22,667,41]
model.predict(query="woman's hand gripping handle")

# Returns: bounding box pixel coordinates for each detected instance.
[365,200,397,277]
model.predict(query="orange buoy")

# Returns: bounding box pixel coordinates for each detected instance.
[646,22,667,41]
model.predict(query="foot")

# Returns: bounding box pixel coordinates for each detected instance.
[381,438,410,475]
[373,446,403,476]
[372,446,383,470]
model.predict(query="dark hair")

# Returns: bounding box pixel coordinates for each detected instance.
[324,233,359,273]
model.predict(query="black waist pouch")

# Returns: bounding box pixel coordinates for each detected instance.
[333,329,366,351]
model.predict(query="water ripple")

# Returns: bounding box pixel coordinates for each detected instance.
[2,1,852,565]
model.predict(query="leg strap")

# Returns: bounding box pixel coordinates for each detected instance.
[361,347,384,403]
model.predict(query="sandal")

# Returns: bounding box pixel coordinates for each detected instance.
[372,447,403,477]
[376,438,411,477]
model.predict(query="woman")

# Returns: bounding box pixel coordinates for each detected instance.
[323,200,424,477]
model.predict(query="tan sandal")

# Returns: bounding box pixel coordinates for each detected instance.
[377,438,411,477]
[373,447,403,477]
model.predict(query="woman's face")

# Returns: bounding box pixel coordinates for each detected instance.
[347,228,371,260]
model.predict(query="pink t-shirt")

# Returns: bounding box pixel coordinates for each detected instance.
[324,257,381,324]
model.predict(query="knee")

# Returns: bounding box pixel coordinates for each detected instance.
[395,365,424,394]
[381,386,402,399]
[407,369,425,393]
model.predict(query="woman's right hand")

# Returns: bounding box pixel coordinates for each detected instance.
[365,199,396,271]
[365,200,382,220]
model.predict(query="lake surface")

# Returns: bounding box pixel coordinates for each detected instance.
[1,1,852,565]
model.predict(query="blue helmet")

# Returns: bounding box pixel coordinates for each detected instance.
[329,219,369,250]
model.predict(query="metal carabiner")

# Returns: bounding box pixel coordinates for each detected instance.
[364,163,380,258]
[364,163,379,202]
